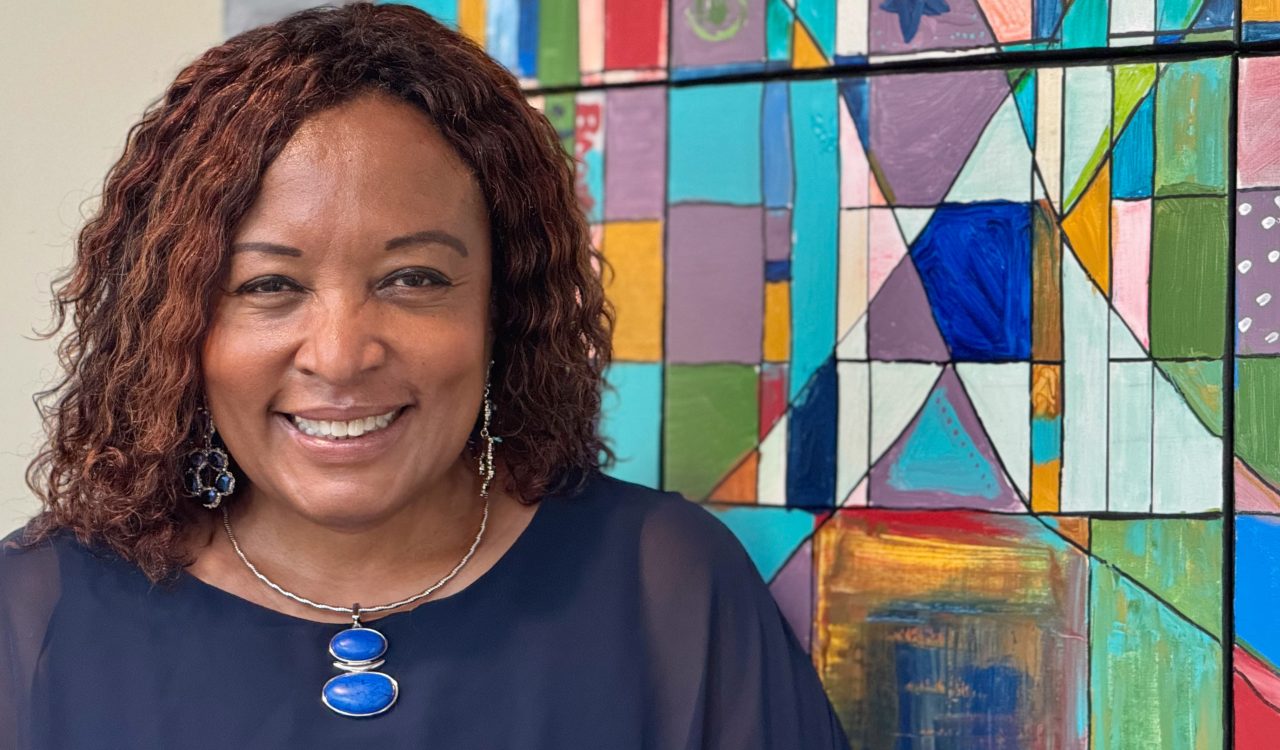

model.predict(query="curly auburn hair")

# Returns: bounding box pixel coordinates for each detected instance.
[17,2,614,582]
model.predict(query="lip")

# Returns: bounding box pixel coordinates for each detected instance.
[282,405,407,421]
[277,406,411,464]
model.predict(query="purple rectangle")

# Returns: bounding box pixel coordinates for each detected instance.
[666,204,765,363]
[605,88,667,220]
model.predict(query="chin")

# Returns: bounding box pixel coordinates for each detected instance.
[290,489,406,530]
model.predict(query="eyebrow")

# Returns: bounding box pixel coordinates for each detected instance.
[384,230,468,257]
[229,241,302,257]
[230,230,469,258]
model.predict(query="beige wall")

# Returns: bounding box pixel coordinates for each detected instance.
[0,2,222,530]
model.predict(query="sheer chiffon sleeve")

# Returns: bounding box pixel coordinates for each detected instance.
[636,497,850,749]
[0,526,63,750]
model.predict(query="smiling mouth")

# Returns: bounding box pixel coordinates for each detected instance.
[286,407,407,440]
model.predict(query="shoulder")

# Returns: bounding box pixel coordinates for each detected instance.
[0,521,126,599]
[0,522,65,583]
[557,471,762,588]
[0,523,76,644]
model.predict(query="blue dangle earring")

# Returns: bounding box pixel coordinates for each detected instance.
[183,406,236,509]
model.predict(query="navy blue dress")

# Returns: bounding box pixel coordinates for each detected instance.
[0,471,850,748]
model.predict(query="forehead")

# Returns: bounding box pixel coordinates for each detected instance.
[240,92,485,234]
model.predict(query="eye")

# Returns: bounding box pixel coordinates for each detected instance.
[382,268,452,290]
[235,275,303,295]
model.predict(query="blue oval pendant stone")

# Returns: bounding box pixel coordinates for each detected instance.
[329,627,387,662]
[323,672,397,717]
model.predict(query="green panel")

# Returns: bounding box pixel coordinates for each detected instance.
[1090,562,1223,749]
[1090,519,1222,639]
[1181,29,1233,42]
[1149,197,1227,358]
[1113,64,1156,135]
[1155,360,1223,436]
[1236,358,1280,487]
[664,364,759,499]
[1155,58,1229,196]
[541,93,576,156]
[537,0,579,88]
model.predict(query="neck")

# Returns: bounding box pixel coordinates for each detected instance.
[219,458,486,614]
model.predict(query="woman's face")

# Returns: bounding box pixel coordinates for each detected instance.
[202,91,492,527]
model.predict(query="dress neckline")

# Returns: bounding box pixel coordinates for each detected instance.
[176,491,556,629]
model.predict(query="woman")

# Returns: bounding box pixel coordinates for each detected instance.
[0,4,850,748]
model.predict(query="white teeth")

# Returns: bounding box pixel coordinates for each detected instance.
[291,409,399,439]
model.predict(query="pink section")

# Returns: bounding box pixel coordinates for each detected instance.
[1111,199,1151,348]
[975,0,1032,42]
[840,101,869,208]
[843,476,868,507]
[870,170,888,206]
[1237,458,1280,512]
[1240,58,1280,189]
[1237,646,1280,708]
[578,0,605,74]
[869,209,908,301]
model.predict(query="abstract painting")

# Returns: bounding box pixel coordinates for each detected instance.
[566,57,1228,747]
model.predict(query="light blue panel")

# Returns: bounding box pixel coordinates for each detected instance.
[789,79,838,400]
[583,109,605,222]
[399,0,458,27]
[486,0,519,72]
[1237,515,1280,667]
[1032,416,1061,463]
[1112,94,1154,199]
[585,149,604,222]
[705,506,815,580]
[763,83,793,209]
[1107,362,1152,512]
[1061,255,1107,512]
[1152,367,1222,512]
[601,363,663,488]
[796,0,836,57]
[1062,66,1110,210]
[669,84,763,205]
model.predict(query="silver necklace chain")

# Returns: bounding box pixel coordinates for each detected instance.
[220,496,490,617]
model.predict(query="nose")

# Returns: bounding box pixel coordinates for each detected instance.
[293,293,388,384]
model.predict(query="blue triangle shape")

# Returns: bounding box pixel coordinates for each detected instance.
[888,384,1001,499]
[838,78,871,152]
[1013,70,1036,150]
[705,506,818,580]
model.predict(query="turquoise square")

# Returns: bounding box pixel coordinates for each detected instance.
[669,83,763,205]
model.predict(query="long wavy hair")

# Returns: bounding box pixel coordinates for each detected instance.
[17,2,614,583]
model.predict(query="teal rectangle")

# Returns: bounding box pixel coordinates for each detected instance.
[1157,0,1201,30]
[789,79,838,400]
[796,0,836,57]
[397,0,458,27]
[601,363,663,488]
[1061,0,1108,48]
[669,84,763,205]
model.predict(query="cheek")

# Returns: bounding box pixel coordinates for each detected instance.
[199,310,290,413]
